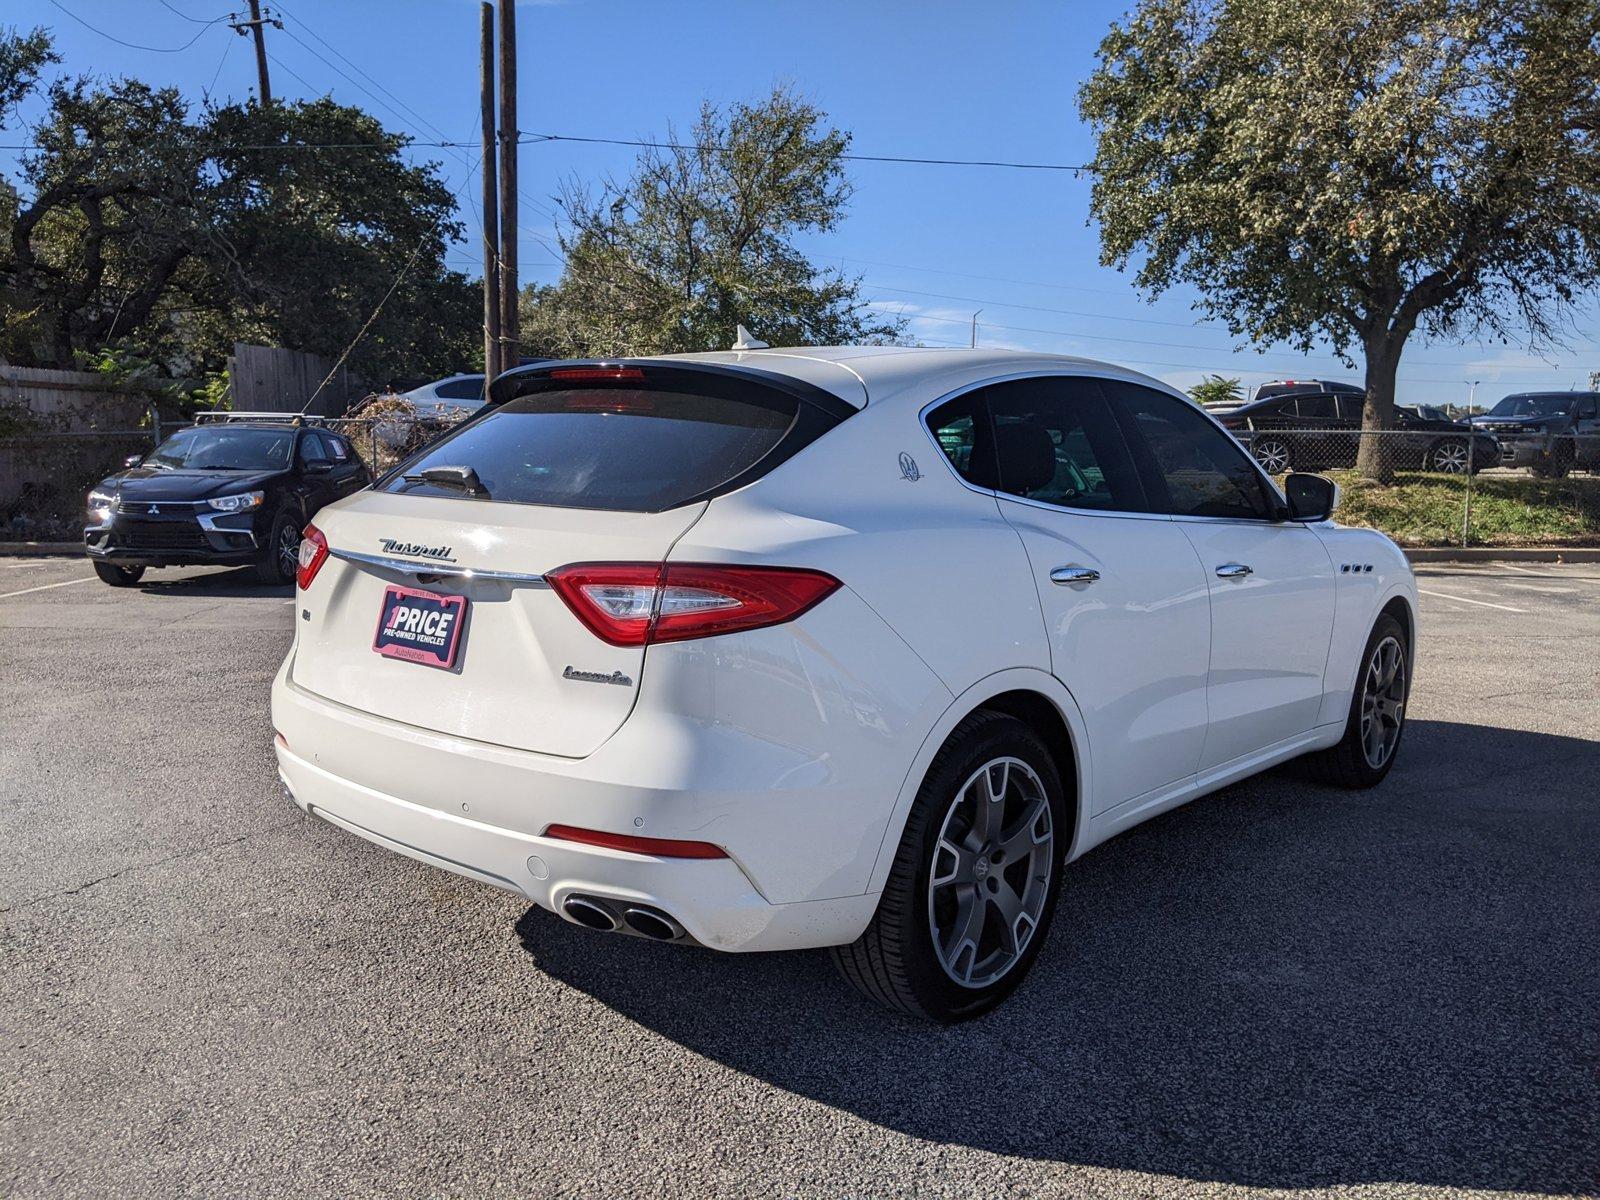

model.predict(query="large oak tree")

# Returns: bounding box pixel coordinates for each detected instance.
[1,27,476,384]
[1079,0,1600,478]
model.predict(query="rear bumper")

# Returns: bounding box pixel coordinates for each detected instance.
[275,741,877,951]
[270,658,898,952]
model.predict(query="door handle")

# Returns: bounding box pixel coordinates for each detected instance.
[1050,566,1101,586]
[1216,563,1253,579]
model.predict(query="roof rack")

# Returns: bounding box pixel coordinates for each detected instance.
[192,411,327,426]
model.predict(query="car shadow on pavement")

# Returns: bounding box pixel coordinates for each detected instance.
[514,719,1599,1194]
[134,566,292,598]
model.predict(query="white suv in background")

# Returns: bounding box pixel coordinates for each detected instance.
[272,348,1416,1022]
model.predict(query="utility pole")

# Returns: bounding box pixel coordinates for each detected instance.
[970,309,982,348]
[479,3,502,383]
[231,1,280,106]
[497,0,519,368]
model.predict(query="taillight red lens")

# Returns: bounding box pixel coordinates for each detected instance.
[545,562,840,647]
[543,824,727,859]
[296,523,329,590]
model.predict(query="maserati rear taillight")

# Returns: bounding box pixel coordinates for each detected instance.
[545,562,840,647]
[297,523,329,590]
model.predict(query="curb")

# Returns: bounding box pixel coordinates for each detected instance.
[0,542,81,557]
[1404,546,1600,563]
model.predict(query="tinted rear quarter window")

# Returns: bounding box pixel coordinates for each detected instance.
[1105,382,1276,520]
[387,380,816,512]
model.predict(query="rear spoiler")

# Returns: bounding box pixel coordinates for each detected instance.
[485,358,859,421]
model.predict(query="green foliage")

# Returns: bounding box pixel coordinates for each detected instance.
[0,28,476,386]
[1187,374,1242,406]
[1079,1,1600,476]
[1331,471,1600,547]
[522,86,902,356]
[0,24,56,127]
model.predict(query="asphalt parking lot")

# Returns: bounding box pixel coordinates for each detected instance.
[2,556,1596,1199]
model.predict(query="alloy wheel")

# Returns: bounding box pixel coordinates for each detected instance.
[277,522,301,578]
[1431,441,1470,474]
[927,756,1054,989]
[1252,439,1291,474]
[1359,635,1407,769]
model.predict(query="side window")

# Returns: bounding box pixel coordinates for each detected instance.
[1295,394,1337,420]
[299,432,331,467]
[1335,395,1365,423]
[1578,395,1599,420]
[436,377,487,401]
[983,377,1149,513]
[925,393,998,488]
[1104,382,1278,520]
[325,434,350,461]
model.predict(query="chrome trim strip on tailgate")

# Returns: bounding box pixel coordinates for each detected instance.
[329,547,551,587]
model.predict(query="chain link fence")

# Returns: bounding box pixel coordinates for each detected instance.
[3,416,1597,549]
[0,411,470,541]
[1231,427,1600,547]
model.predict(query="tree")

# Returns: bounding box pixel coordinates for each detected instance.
[1079,0,1600,479]
[1187,374,1242,406]
[0,29,476,383]
[0,25,56,125]
[522,86,901,357]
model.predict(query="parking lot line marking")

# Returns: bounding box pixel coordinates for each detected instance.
[1,560,69,569]
[0,576,94,600]
[1417,588,1528,613]
[1498,562,1545,575]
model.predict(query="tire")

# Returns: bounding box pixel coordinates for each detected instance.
[832,711,1067,1023]
[1533,440,1575,479]
[1300,613,1410,789]
[1426,439,1471,475]
[92,561,145,587]
[1251,437,1292,475]
[254,510,302,585]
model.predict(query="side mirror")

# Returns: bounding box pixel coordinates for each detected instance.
[123,454,143,468]
[1284,472,1339,522]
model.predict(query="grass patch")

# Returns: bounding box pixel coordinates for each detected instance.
[1323,470,1600,546]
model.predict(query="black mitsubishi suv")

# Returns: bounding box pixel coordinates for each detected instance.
[83,416,369,587]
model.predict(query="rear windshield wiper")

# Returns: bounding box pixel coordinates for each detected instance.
[401,465,490,497]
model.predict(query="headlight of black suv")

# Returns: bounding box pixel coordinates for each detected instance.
[206,490,265,513]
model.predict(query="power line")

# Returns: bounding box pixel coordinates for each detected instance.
[880,306,1575,383]
[525,132,1094,173]
[47,0,225,52]
[272,3,560,226]
[156,0,231,24]
[302,146,487,412]
[203,29,235,98]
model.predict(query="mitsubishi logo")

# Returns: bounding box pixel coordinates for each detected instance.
[147,504,160,515]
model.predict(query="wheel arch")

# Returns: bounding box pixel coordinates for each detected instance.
[863,669,1093,898]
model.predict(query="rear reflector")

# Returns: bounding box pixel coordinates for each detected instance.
[545,562,841,647]
[543,824,727,859]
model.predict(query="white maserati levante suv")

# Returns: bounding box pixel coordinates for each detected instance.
[272,348,1416,1021]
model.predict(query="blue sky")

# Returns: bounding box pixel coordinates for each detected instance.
[9,0,1597,404]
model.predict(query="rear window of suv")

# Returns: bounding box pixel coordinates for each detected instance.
[385,376,830,512]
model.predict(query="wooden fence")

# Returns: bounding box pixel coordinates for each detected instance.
[0,365,156,430]
[229,343,360,415]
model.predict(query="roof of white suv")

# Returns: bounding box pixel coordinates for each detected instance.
[642,345,1176,409]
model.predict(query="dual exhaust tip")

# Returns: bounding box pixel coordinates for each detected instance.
[562,894,686,942]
